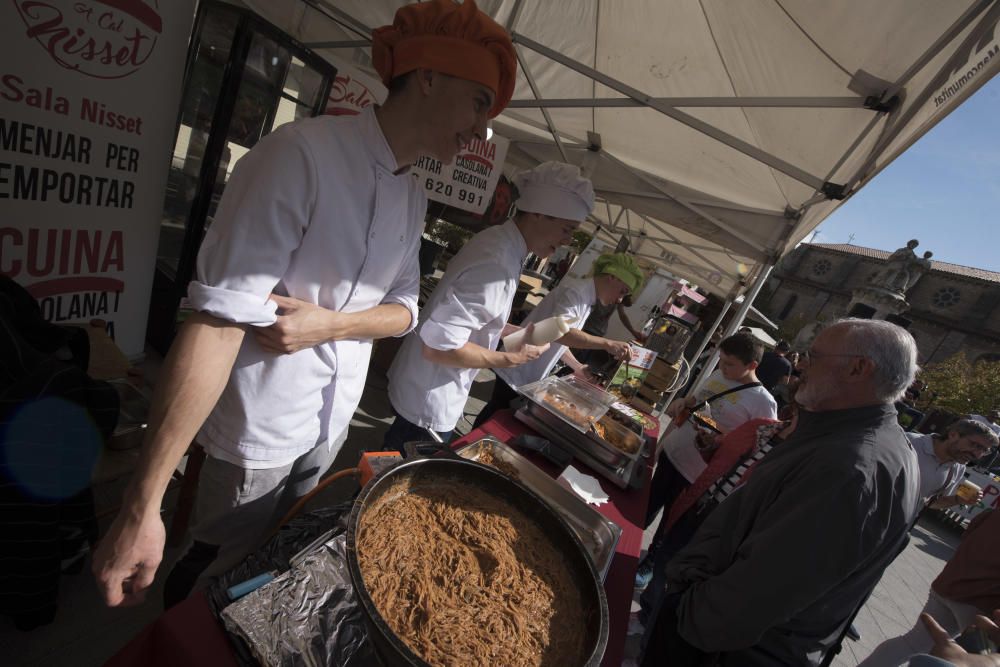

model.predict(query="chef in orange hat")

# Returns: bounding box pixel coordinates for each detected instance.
[94,0,516,608]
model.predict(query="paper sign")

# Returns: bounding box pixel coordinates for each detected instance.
[411,135,510,214]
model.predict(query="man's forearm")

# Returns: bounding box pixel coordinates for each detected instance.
[332,303,412,340]
[558,328,611,351]
[560,349,585,372]
[422,341,517,369]
[124,313,246,515]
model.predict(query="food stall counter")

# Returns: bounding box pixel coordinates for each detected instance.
[106,408,655,667]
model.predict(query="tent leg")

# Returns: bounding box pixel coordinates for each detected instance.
[660,295,734,411]
[688,262,775,396]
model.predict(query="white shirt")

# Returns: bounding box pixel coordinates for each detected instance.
[495,277,596,389]
[908,432,965,503]
[187,108,424,468]
[664,369,778,482]
[388,221,528,431]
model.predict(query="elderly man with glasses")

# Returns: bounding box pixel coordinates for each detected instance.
[642,318,923,667]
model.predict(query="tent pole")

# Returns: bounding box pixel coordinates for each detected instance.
[506,96,866,109]
[842,0,1000,193]
[688,262,775,396]
[514,47,570,163]
[660,292,735,411]
[512,33,826,190]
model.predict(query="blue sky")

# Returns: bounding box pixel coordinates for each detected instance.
[812,74,999,272]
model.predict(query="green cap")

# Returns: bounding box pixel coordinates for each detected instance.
[592,253,645,294]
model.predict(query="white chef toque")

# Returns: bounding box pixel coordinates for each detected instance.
[513,162,595,222]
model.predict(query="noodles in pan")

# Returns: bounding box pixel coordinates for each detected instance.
[356,475,587,666]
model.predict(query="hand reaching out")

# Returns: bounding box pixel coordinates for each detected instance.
[924,611,1000,666]
[507,341,549,366]
[605,339,632,361]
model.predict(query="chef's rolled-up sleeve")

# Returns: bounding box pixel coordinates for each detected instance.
[380,232,421,337]
[420,263,510,351]
[187,125,317,326]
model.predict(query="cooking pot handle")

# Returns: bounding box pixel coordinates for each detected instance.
[401,441,463,461]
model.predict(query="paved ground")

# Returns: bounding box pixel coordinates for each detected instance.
[3,357,964,666]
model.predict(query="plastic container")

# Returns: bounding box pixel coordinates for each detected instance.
[503,315,570,351]
[518,375,617,432]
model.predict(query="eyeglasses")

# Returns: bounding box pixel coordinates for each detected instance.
[960,438,995,456]
[803,349,867,363]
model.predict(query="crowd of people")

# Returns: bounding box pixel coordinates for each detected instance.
[635,322,1000,666]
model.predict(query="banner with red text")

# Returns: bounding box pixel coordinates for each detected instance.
[411,135,510,215]
[323,59,385,117]
[1,0,195,357]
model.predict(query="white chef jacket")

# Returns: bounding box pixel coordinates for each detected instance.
[187,107,424,468]
[388,221,528,432]
[495,277,596,389]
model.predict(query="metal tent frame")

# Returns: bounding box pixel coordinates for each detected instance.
[241,0,999,373]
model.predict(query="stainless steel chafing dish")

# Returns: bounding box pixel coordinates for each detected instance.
[514,376,649,489]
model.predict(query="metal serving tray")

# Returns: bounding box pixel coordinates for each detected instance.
[522,399,642,469]
[456,437,621,581]
[514,407,647,490]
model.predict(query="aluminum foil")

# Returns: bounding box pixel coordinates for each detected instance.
[208,505,377,667]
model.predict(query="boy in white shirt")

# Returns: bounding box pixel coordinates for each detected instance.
[637,332,776,587]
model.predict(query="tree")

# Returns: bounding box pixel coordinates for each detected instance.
[919,353,1000,415]
[425,219,474,254]
[570,230,593,254]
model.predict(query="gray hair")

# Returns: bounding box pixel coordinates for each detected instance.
[829,318,918,403]
[950,417,1000,447]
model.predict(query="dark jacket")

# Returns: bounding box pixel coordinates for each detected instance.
[665,403,921,666]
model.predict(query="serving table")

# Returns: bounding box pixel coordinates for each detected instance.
[106,408,657,667]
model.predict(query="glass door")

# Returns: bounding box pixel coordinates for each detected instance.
[147,2,335,354]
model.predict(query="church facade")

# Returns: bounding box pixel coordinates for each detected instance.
[759,243,1000,365]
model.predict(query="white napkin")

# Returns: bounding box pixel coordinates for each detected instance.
[558,465,610,506]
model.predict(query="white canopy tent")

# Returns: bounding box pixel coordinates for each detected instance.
[236,0,999,396]
[241,0,1000,303]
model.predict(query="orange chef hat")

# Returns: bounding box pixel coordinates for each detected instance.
[372,0,516,118]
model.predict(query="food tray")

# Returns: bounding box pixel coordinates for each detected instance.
[521,400,642,469]
[609,402,658,435]
[593,416,644,456]
[516,376,617,433]
[456,437,621,580]
[690,411,721,434]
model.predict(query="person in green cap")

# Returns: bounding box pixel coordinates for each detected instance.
[474,252,644,426]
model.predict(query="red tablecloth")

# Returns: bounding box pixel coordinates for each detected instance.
[107,409,655,667]
[105,590,238,667]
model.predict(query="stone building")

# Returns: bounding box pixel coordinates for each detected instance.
[759,243,1000,365]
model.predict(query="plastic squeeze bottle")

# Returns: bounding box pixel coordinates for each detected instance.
[502,315,571,351]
